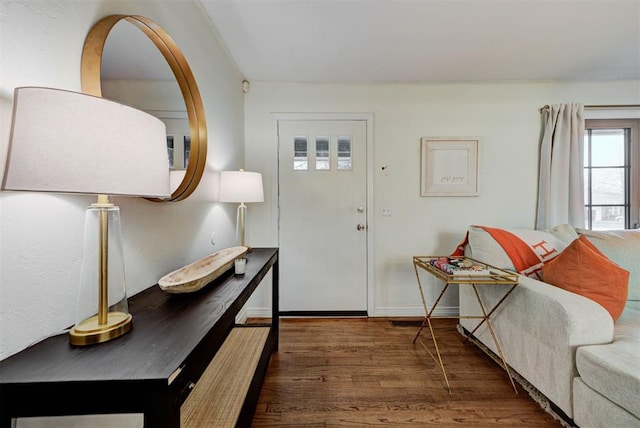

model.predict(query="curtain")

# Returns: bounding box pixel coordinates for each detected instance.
[535,103,585,230]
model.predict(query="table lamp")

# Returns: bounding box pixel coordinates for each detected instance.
[2,87,170,345]
[219,170,264,248]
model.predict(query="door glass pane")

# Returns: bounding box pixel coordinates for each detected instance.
[316,136,330,170]
[592,168,624,204]
[294,136,308,170]
[337,136,352,171]
[591,129,625,166]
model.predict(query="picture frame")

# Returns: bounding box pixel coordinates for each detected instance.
[420,137,480,196]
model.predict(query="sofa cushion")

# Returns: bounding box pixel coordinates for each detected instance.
[573,377,640,427]
[465,225,569,279]
[575,229,640,301]
[543,235,629,320]
[575,304,640,419]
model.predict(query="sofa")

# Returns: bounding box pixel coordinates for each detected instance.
[458,224,640,427]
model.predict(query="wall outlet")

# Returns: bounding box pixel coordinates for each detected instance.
[381,206,392,216]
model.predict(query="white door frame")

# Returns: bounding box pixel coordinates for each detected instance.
[272,112,375,315]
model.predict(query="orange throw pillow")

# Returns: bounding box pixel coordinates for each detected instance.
[542,235,629,321]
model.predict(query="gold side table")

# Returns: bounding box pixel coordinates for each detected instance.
[412,256,519,393]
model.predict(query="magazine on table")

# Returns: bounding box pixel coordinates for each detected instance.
[428,257,491,276]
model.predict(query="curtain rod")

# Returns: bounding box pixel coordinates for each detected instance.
[539,104,640,112]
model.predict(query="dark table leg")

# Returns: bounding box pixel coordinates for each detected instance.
[272,256,279,352]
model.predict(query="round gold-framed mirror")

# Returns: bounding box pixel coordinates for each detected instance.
[81,15,207,202]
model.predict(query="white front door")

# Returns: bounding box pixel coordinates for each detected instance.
[278,119,368,313]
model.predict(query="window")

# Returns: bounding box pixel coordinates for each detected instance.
[183,136,191,168]
[167,136,174,168]
[292,134,355,172]
[167,133,190,169]
[584,119,640,230]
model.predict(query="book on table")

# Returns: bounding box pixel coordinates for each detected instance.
[429,257,491,276]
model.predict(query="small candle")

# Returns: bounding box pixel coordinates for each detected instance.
[234,258,247,275]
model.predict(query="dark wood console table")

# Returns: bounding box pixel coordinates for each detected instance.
[0,247,279,427]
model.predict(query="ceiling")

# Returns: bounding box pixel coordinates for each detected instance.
[196,0,640,84]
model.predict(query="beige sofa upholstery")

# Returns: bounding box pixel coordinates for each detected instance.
[571,229,640,428]
[459,225,639,427]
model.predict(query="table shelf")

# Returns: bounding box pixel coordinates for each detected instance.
[413,255,518,285]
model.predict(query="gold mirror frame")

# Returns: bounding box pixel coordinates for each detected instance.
[81,15,207,202]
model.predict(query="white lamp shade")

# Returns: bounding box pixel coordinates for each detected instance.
[2,87,170,198]
[219,170,264,203]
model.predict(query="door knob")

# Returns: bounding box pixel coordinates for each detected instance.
[356,223,366,231]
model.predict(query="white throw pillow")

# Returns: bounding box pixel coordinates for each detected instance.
[467,225,570,279]
[575,228,640,301]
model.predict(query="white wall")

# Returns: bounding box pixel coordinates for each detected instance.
[1,0,638,360]
[0,0,245,360]
[244,80,640,316]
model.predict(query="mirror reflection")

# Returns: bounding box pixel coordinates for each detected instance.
[82,15,207,202]
[101,20,190,177]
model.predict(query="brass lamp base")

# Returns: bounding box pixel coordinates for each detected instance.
[69,311,132,346]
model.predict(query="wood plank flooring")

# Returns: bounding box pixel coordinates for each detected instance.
[251,318,561,427]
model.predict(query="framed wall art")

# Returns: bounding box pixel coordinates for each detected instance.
[420,137,480,196]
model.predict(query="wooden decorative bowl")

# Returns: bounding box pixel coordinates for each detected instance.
[158,246,248,293]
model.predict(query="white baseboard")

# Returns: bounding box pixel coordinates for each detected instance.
[242,307,272,320]
[242,306,460,318]
[235,307,249,323]
[371,306,459,317]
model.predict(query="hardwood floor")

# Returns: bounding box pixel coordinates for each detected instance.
[251,318,561,427]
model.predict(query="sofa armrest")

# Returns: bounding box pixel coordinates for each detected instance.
[512,275,614,347]
[459,274,614,418]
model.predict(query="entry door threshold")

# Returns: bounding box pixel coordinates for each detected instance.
[279,310,368,318]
